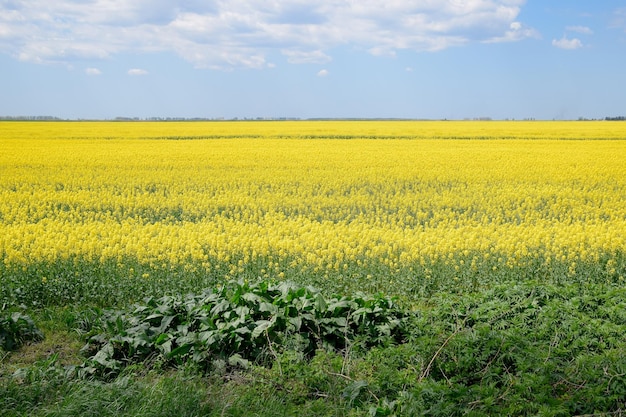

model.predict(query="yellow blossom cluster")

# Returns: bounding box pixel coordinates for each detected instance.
[1,121,625,287]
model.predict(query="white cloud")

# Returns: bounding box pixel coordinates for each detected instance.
[282,50,331,64]
[552,36,583,50]
[484,21,540,43]
[368,47,397,58]
[610,8,626,31]
[566,26,593,35]
[128,68,148,76]
[85,67,102,75]
[317,69,329,77]
[0,0,536,69]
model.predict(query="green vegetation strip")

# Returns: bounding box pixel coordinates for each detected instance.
[2,280,626,416]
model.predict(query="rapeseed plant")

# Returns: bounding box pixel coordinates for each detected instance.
[1,121,625,305]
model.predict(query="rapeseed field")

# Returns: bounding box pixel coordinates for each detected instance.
[3,120,626,416]
[1,121,625,306]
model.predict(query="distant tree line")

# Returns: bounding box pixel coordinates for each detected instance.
[0,116,62,120]
[3,115,626,122]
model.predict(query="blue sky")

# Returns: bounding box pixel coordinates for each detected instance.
[1,1,624,120]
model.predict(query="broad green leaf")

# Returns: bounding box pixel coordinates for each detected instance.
[315,293,327,311]
[322,316,347,328]
[144,313,163,322]
[260,302,279,315]
[168,343,192,359]
[234,305,250,319]
[242,292,263,304]
[343,380,369,402]
[228,353,250,368]
[154,333,170,346]
[252,320,273,339]
[328,300,353,312]
[158,315,176,333]
[199,330,218,346]
[235,326,251,335]
[161,339,172,355]
[288,316,302,331]
[211,300,230,315]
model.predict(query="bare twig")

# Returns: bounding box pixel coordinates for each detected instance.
[544,331,560,364]
[437,362,451,386]
[604,367,626,395]
[265,329,281,376]
[341,310,352,375]
[327,371,354,381]
[419,328,462,383]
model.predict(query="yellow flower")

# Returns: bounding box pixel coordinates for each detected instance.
[1,120,624,285]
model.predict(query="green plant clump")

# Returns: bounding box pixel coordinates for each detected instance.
[80,280,408,378]
[0,312,44,353]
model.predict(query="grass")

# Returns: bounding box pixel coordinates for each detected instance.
[2,278,626,416]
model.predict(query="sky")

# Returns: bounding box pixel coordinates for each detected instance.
[0,0,625,120]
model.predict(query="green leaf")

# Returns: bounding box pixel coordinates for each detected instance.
[315,293,327,312]
[328,300,352,312]
[92,343,119,369]
[144,313,163,322]
[288,316,302,331]
[343,380,369,402]
[161,339,172,355]
[252,320,273,339]
[242,292,263,304]
[211,300,230,315]
[235,326,251,335]
[154,333,169,345]
[176,333,197,346]
[157,315,176,333]
[331,316,348,328]
[198,330,218,346]
[234,305,250,319]
[168,343,192,359]
[259,302,279,315]
[228,353,250,368]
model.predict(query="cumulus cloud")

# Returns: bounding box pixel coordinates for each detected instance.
[128,68,149,76]
[317,69,329,77]
[552,36,583,50]
[484,21,540,43]
[85,67,102,75]
[0,0,535,69]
